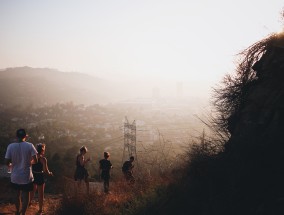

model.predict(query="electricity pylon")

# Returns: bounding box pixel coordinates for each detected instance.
[122,116,138,167]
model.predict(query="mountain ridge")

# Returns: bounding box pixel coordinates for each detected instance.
[0,66,115,107]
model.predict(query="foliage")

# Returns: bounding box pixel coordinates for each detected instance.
[135,28,284,214]
[211,33,279,136]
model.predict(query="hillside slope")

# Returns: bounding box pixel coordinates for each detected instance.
[0,67,114,107]
[222,33,284,215]
[149,33,284,215]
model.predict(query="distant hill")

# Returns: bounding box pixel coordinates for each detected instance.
[0,67,117,107]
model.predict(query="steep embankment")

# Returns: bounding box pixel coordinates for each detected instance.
[151,33,284,215]
[222,33,284,215]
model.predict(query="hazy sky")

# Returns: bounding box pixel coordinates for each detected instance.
[0,0,283,98]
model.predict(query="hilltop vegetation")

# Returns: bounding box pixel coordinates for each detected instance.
[138,33,284,215]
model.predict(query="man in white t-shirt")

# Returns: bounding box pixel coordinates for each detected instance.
[5,128,38,215]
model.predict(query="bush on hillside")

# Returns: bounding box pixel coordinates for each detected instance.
[212,33,278,136]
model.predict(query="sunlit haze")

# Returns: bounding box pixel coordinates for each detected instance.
[0,0,283,100]
[1,3,284,209]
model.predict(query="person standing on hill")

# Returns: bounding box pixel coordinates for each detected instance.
[74,146,90,194]
[30,143,53,214]
[99,152,113,193]
[5,128,38,215]
[122,156,135,184]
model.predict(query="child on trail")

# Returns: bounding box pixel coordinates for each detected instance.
[99,152,113,193]
[122,156,135,184]
[74,146,91,194]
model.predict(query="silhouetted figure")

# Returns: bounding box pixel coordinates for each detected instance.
[122,156,135,184]
[99,152,113,193]
[30,143,53,214]
[74,146,90,194]
[5,129,38,215]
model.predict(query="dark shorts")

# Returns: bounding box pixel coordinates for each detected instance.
[11,182,33,191]
[101,171,110,180]
[74,167,89,182]
[33,172,45,185]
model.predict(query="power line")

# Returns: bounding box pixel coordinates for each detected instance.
[94,135,124,146]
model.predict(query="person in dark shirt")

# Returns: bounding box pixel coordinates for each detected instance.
[30,143,53,214]
[122,156,135,184]
[99,152,113,193]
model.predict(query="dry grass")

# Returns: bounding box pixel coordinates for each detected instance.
[53,175,171,215]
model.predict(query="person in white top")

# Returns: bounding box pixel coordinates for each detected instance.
[5,128,38,215]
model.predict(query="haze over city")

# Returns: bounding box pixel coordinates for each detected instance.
[0,0,283,100]
[1,1,284,214]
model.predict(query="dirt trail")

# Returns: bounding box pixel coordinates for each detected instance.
[0,177,61,215]
[0,194,61,215]
[0,178,103,215]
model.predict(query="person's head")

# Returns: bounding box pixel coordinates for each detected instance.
[16,128,27,141]
[36,143,46,155]
[130,156,134,162]
[104,151,110,159]
[80,146,88,154]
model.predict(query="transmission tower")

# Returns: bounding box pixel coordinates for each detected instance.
[122,116,138,166]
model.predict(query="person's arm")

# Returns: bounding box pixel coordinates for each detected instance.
[41,157,53,176]
[79,155,90,166]
[5,158,11,166]
[85,157,90,163]
[79,155,84,166]
[31,154,38,164]
[31,144,38,164]
[109,161,113,176]
[5,145,12,166]
[98,161,102,180]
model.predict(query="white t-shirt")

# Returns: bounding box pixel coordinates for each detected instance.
[5,141,37,184]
